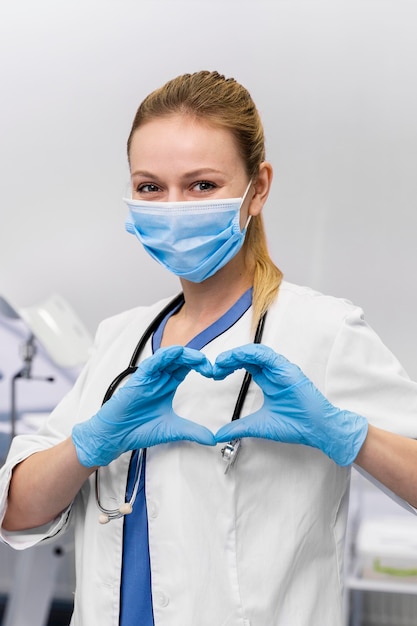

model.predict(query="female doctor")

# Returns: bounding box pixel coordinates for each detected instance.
[2,70,417,626]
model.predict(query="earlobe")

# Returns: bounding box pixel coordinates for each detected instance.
[249,161,273,216]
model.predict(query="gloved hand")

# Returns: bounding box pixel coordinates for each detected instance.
[72,345,216,467]
[213,344,368,467]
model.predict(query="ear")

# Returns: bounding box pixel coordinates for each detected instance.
[248,161,273,217]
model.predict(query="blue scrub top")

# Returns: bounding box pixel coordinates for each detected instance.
[119,288,253,625]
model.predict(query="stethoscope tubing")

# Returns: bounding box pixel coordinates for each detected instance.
[95,293,267,522]
[101,293,185,405]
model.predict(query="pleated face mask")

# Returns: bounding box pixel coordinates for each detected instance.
[124,181,252,283]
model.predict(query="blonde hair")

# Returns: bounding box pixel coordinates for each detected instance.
[128,71,283,326]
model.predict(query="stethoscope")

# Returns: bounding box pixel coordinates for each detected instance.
[95,293,267,524]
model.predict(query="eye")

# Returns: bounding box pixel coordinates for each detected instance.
[192,181,217,193]
[136,183,161,194]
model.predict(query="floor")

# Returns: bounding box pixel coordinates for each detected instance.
[0,597,73,626]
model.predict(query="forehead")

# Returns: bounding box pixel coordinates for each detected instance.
[128,114,244,173]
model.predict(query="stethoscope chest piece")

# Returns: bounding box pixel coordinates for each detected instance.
[221,438,242,474]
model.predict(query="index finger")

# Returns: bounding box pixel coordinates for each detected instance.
[213,344,277,379]
[165,347,213,379]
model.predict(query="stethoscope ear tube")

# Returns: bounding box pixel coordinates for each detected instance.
[96,449,144,524]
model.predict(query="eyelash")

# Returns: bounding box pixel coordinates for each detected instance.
[193,181,216,192]
[135,181,217,194]
[136,183,160,194]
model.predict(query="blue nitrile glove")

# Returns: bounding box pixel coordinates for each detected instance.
[72,345,216,467]
[213,344,368,467]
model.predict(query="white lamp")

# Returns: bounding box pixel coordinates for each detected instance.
[0,293,93,369]
[0,293,93,441]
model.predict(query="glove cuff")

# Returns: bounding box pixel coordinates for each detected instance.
[72,421,116,468]
[325,411,369,467]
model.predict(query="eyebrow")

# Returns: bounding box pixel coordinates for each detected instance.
[130,170,158,179]
[130,168,224,179]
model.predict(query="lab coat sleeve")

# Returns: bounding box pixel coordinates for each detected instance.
[324,307,417,512]
[324,305,417,436]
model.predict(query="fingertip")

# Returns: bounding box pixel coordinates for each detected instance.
[181,350,213,375]
[197,362,214,378]
[211,364,230,381]
[214,426,234,443]
[188,429,216,446]
[201,433,217,446]
[215,353,245,370]
[214,350,232,364]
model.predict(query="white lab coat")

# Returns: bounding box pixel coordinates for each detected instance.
[1,281,417,626]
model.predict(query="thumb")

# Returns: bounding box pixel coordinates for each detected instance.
[215,420,246,443]
[215,410,269,443]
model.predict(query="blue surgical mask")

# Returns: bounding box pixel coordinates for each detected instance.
[124,182,252,283]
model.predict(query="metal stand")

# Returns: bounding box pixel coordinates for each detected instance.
[2,541,70,626]
[10,333,54,442]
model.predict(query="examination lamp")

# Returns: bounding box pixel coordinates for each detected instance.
[0,293,93,369]
[0,293,93,439]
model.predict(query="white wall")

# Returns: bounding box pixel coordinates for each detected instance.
[1,0,417,376]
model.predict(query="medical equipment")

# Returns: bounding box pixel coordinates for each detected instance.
[221,439,242,473]
[0,294,93,370]
[10,334,55,439]
[95,292,266,523]
[0,294,93,450]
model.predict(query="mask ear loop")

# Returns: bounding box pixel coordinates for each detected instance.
[244,215,252,231]
[242,178,253,199]
[241,179,254,232]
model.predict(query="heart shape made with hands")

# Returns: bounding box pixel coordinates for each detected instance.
[151,342,308,446]
[158,342,368,469]
[73,342,366,468]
